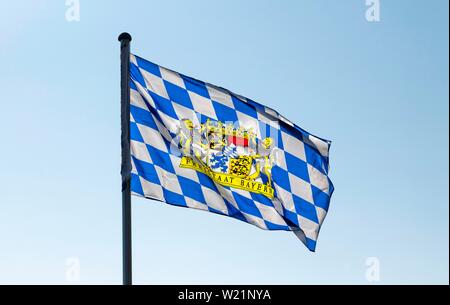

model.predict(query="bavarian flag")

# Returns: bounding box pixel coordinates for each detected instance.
[128,54,334,251]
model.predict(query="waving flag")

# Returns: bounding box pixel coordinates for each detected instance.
[128,54,334,251]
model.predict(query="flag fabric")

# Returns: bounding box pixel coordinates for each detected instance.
[128,54,334,251]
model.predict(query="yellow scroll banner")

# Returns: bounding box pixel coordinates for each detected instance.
[179,156,274,199]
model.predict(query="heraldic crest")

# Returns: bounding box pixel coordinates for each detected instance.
[176,118,276,198]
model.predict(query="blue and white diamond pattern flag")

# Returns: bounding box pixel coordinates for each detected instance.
[128,54,334,251]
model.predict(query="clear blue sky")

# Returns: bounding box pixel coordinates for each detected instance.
[0,0,448,284]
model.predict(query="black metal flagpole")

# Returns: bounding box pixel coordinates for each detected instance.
[118,32,132,285]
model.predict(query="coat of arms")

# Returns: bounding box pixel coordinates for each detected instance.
[176,118,276,198]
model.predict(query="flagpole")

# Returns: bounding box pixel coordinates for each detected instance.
[118,32,132,285]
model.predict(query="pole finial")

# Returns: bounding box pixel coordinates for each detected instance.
[118,32,132,42]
